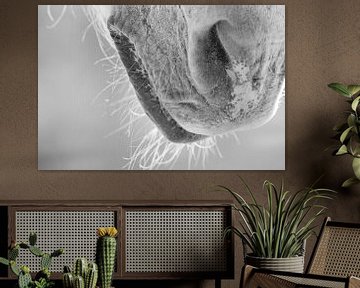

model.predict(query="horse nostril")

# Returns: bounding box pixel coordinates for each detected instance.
[187,21,231,96]
[207,23,231,72]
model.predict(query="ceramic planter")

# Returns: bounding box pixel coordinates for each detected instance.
[245,254,305,273]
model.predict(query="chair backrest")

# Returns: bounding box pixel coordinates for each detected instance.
[307,217,360,277]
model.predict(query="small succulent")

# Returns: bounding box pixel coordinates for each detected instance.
[0,232,64,288]
[329,83,360,187]
[33,278,54,288]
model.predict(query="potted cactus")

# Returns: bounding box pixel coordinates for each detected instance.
[62,258,98,288]
[96,227,118,288]
[0,232,64,288]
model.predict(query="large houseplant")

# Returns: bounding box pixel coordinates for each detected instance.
[328,83,360,187]
[220,179,334,272]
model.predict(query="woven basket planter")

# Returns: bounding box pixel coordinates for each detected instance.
[245,254,305,273]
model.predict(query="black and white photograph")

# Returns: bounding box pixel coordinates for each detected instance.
[38,5,285,170]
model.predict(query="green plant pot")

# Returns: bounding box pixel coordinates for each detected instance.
[245,254,304,273]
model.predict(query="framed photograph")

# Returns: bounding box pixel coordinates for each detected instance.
[38,5,285,170]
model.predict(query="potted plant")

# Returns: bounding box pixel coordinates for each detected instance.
[61,227,118,288]
[219,178,334,273]
[62,258,98,288]
[0,232,64,288]
[328,82,360,187]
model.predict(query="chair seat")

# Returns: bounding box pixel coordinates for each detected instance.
[277,274,346,288]
[242,266,360,288]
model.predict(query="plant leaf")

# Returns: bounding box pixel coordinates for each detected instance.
[342,177,360,188]
[222,179,335,258]
[0,257,9,266]
[347,114,356,128]
[10,261,20,276]
[350,135,360,157]
[340,126,353,143]
[40,254,51,270]
[352,157,360,179]
[351,96,360,111]
[328,83,351,97]
[336,145,348,155]
[29,232,37,246]
[8,247,19,261]
[347,85,360,97]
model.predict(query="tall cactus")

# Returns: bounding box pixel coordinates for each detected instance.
[96,227,118,288]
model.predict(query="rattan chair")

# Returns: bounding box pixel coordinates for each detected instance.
[241,217,360,288]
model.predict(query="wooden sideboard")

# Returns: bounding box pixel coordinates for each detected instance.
[0,201,234,288]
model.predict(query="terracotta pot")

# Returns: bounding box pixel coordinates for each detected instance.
[245,254,304,273]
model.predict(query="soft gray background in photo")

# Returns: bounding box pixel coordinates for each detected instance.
[38,5,285,170]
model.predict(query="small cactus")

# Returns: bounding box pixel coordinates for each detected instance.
[63,272,74,288]
[51,248,64,258]
[21,265,30,274]
[96,227,118,288]
[41,253,52,270]
[0,232,63,288]
[74,275,85,288]
[10,260,20,276]
[63,259,98,288]
[62,265,74,288]
[18,269,32,288]
[29,232,37,246]
[85,263,98,288]
[9,246,19,260]
[29,245,44,257]
[63,265,72,273]
[19,243,30,249]
[74,258,88,279]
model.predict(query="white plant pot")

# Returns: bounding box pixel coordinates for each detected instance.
[245,254,305,273]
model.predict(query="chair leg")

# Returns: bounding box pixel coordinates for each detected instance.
[240,265,255,288]
[215,278,221,288]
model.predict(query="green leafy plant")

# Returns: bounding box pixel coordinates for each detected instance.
[33,278,54,288]
[219,178,335,258]
[328,82,360,187]
[0,232,63,288]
